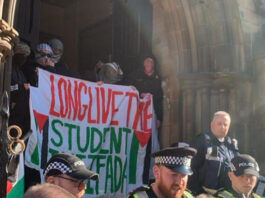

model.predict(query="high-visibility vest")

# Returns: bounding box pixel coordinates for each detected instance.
[218,190,262,198]
[133,190,194,198]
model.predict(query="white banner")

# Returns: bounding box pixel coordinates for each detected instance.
[25,69,157,197]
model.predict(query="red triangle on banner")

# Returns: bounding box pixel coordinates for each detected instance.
[135,130,152,147]
[6,181,13,194]
[33,110,49,132]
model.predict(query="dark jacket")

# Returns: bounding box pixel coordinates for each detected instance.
[22,61,56,87]
[188,132,239,195]
[9,65,30,136]
[126,70,163,121]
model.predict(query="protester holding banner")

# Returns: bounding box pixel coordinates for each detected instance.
[97,62,124,84]
[25,69,156,197]
[48,38,70,76]
[126,54,163,129]
[23,43,56,87]
[43,153,99,198]
[128,146,196,198]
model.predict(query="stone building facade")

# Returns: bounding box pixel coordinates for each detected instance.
[1,0,265,181]
[150,0,265,172]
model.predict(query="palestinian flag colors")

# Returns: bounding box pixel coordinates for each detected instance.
[7,153,24,198]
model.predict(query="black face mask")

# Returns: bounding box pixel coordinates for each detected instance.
[13,54,27,66]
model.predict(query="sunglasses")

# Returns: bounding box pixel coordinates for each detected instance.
[39,52,52,58]
[55,175,88,188]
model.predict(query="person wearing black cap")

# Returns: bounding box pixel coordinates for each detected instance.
[188,111,239,195]
[216,154,262,198]
[43,153,99,198]
[128,146,197,198]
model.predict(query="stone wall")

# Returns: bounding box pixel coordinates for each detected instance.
[150,0,265,173]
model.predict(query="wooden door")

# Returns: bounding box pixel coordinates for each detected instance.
[112,0,153,77]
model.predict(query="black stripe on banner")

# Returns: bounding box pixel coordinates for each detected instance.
[40,119,49,169]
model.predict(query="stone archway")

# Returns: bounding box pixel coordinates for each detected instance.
[150,0,265,171]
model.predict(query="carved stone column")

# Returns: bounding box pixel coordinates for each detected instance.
[0,18,18,197]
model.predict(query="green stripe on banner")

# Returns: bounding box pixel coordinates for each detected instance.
[31,145,40,165]
[129,133,140,184]
[7,178,24,198]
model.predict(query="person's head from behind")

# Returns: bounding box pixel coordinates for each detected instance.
[23,183,75,198]
[13,41,31,66]
[48,38,64,63]
[98,62,123,84]
[152,146,197,198]
[228,154,259,197]
[35,43,53,66]
[44,153,99,198]
[211,111,231,139]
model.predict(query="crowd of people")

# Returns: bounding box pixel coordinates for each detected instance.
[7,38,264,198]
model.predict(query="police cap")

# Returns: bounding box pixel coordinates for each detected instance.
[230,154,259,177]
[151,146,197,175]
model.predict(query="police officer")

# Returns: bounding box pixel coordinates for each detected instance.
[128,146,197,198]
[43,153,99,198]
[188,111,239,195]
[216,154,262,198]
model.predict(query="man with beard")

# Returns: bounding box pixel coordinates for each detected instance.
[128,146,197,198]
[216,154,262,198]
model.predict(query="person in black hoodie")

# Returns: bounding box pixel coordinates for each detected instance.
[9,41,31,137]
[127,55,163,128]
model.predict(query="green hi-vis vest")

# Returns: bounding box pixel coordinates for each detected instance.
[183,190,194,198]
[218,190,262,198]
[133,190,194,198]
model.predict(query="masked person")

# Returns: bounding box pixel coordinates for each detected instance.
[216,154,262,198]
[128,146,197,198]
[48,38,70,76]
[43,153,99,198]
[97,62,123,84]
[9,41,31,137]
[23,43,56,87]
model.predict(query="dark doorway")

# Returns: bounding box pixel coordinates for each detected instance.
[78,0,153,78]
[112,0,153,76]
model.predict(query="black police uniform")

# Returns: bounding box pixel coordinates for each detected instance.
[188,132,239,195]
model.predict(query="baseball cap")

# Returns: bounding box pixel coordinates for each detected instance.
[44,153,99,181]
[230,154,259,177]
[151,146,197,175]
